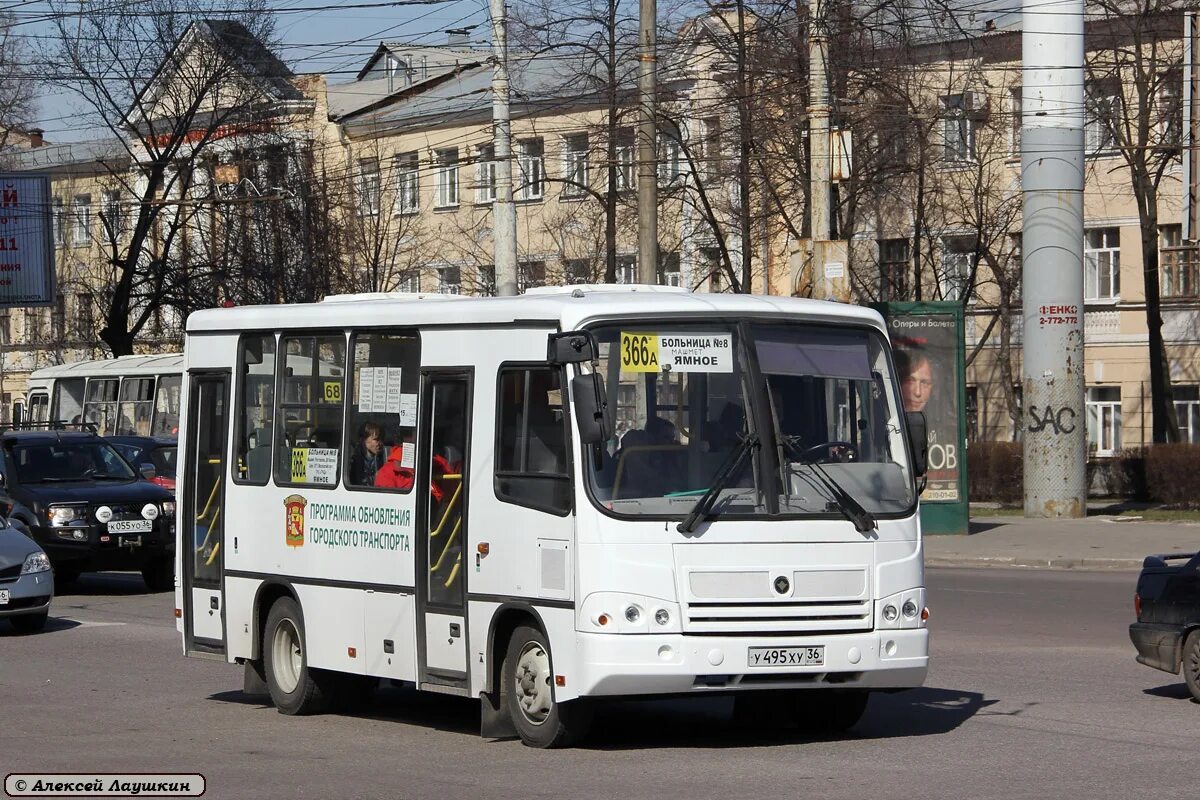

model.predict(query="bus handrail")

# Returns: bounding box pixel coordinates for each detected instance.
[197,477,221,523]
[429,477,463,539]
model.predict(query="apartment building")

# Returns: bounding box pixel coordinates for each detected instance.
[851,7,1200,460]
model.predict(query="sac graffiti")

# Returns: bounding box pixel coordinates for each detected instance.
[1027,405,1078,435]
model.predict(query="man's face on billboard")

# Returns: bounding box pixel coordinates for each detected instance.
[902,359,933,413]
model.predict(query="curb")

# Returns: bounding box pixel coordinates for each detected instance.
[925,556,1144,571]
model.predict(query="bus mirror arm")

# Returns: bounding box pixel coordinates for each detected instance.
[571,373,611,446]
[905,411,928,479]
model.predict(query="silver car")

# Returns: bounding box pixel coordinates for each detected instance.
[0,517,53,633]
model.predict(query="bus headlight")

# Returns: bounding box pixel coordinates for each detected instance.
[878,588,926,630]
[902,600,919,619]
[882,604,899,622]
[580,593,680,634]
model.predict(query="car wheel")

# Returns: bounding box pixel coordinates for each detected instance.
[1183,630,1200,702]
[10,610,48,634]
[141,557,174,592]
[793,690,870,735]
[502,623,591,748]
[263,596,329,715]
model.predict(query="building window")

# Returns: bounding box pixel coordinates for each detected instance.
[437,265,461,294]
[0,309,9,344]
[966,386,979,442]
[564,258,592,284]
[516,139,545,201]
[700,116,722,180]
[53,198,66,247]
[940,236,975,302]
[76,293,94,340]
[879,238,910,300]
[1011,385,1023,442]
[434,148,459,208]
[24,308,42,343]
[1085,80,1120,155]
[1009,86,1022,156]
[478,265,496,296]
[101,190,124,239]
[1086,386,1121,457]
[475,144,497,203]
[1159,72,1183,148]
[658,251,681,287]
[941,93,979,162]
[394,152,419,214]
[357,159,380,216]
[658,132,685,186]
[1173,386,1200,443]
[51,293,65,341]
[1085,227,1120,300]
[397,270,420,293]
[495,366,571,514]
[518,260,545,293]
[72,194,91,247]
[616,254,636,284]
[615,130,635,191]
[1159,224,1197,298]
[562,134,589,198]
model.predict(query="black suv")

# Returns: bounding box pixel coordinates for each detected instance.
[0,427,175,591]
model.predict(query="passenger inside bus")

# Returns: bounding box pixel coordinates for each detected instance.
[349,422,386,486]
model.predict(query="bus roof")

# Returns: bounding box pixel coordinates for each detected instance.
[29,353,185,381]
[186,286,887,335]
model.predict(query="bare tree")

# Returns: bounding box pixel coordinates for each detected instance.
[1086,1,1184,443]
[51,0,293,354]
[0,12,37,149]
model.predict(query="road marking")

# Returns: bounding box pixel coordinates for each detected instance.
[54,617,127,628]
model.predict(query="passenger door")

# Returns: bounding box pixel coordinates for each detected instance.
[182,372,230,655]
[415,370,472,690]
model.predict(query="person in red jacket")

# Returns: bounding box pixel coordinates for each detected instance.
[375,442,462,503]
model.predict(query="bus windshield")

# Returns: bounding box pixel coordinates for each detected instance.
[585,322,915,519]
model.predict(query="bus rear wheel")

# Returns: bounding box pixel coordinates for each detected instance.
[263,596,328,715]
[503,624,591,748]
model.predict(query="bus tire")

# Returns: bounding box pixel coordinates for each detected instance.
[503,623,591,748]
[794,690,870,735]
[263,596,328,715]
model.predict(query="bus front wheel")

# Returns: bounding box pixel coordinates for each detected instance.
[502,624,591,748]
[263,596,328,715]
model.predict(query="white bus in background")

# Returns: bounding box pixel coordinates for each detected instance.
[176,286,930,748]
[25,353,184,436]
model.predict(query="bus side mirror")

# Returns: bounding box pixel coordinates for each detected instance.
[905,411,928,478]
[571,373,610,445]
[548,330,596,364]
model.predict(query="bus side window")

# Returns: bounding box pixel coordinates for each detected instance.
[151,375,181,437]
[494,365,572,514]
[84,378,119,435]
[235,334,277,485]
[54,378,85,425]
[344,331,421,491]
[276,334,345,487]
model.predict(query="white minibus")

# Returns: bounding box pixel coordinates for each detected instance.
[175,286,930,747]
[25,353,184,436]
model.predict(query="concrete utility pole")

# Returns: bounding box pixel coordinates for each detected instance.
[636,0,658,284]
[1021,0,1088,517]
[808,0,830,249]
[491,0,518,296]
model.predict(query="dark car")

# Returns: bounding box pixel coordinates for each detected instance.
[0,429,175,592]
[107,436,178,492]
[1129,551,1200,700]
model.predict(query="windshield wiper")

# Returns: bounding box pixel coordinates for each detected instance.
[677,433,759,534]
[781,437,876,534]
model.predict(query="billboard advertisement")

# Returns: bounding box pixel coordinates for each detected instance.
[874,301,968,534]
[0,174,54,307]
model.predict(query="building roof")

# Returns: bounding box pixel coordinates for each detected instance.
[197,20,306,104]
[0,138,129,173]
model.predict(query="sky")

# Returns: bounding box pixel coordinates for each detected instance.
[16,0,493,143]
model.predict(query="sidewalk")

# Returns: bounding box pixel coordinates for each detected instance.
[925,514,1200,570]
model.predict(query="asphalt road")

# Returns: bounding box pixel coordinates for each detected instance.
[1,568,1196,800]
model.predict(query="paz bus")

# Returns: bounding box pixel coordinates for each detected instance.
[25,353,184,436]
[175,285,930,747]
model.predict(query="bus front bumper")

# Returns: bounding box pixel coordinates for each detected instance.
[572,628,927,698]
